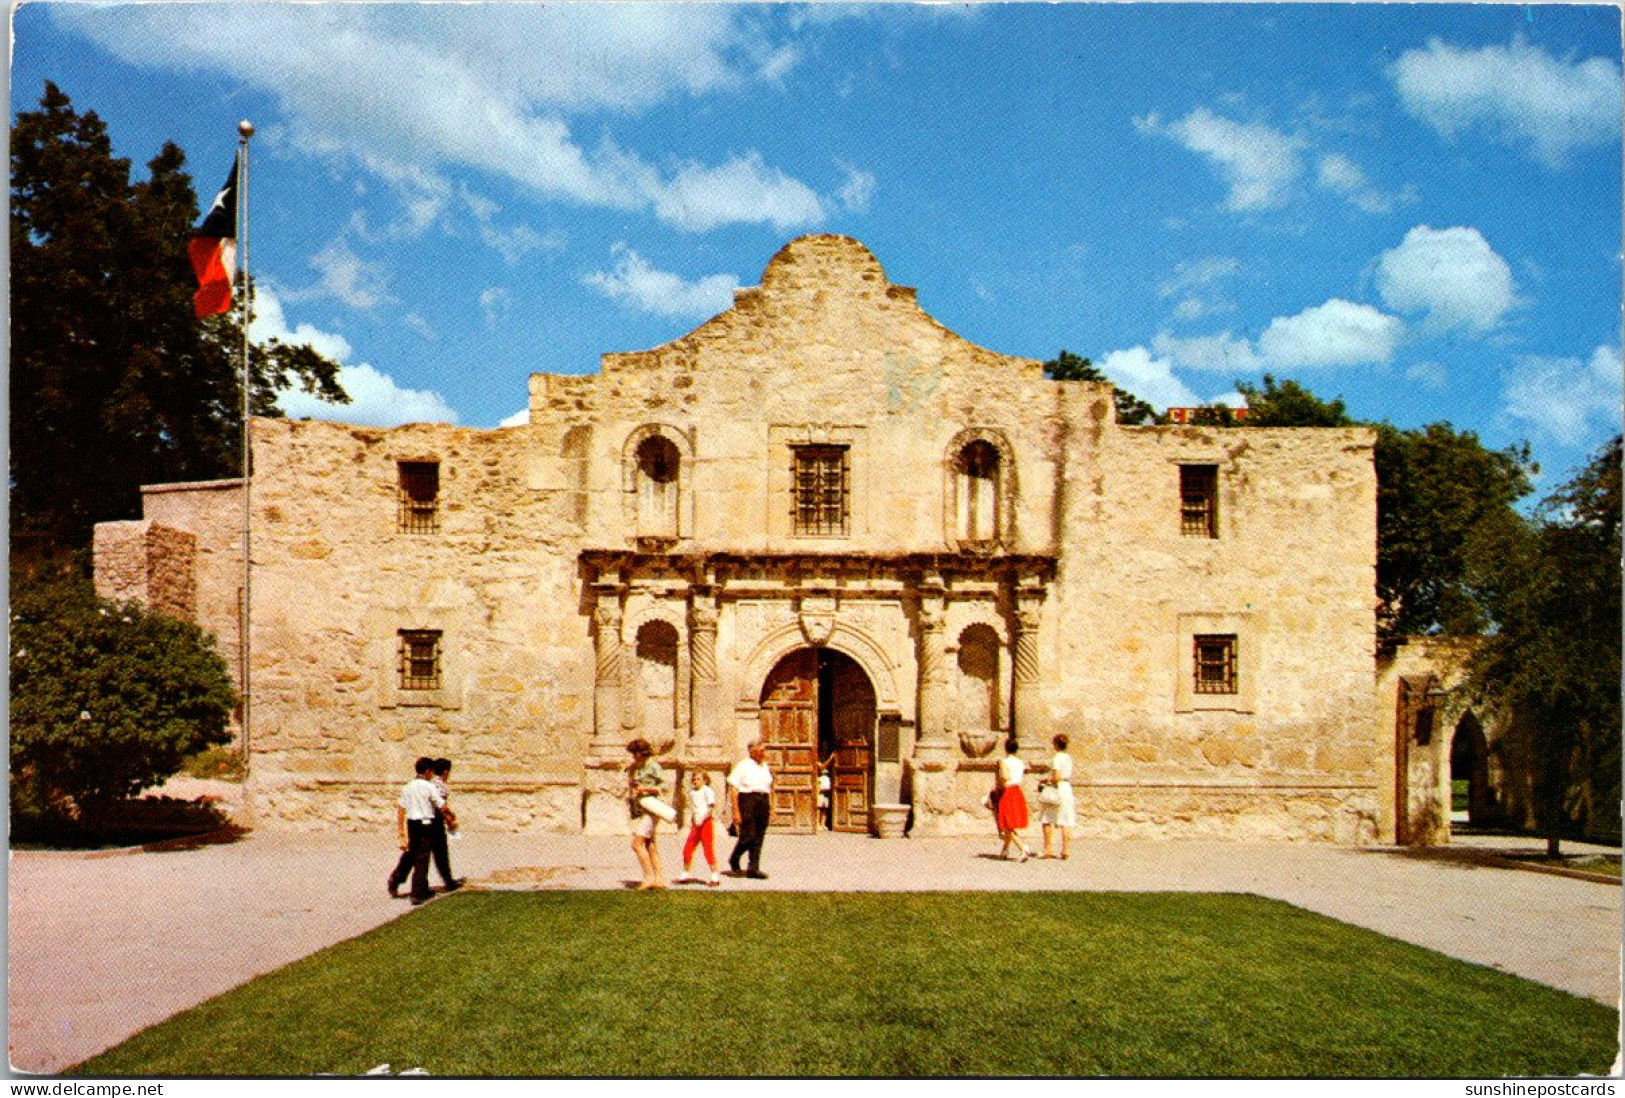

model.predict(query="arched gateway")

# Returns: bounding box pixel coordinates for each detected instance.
[759,648,877,834]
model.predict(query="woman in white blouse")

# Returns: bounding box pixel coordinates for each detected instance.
[1040,733,1076,859]
[993,736,1032,862]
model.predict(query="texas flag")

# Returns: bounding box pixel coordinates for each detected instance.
[187,162,238,318]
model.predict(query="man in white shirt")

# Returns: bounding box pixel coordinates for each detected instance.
[727,739,773,879]
[390,756,445,905]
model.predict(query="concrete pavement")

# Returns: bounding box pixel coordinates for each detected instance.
[9,825,1621,1074]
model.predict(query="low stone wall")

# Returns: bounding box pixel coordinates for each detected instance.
[246,777,585,834]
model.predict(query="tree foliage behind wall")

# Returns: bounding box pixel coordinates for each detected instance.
[10,82,347,554]
[1464,437,1622,849]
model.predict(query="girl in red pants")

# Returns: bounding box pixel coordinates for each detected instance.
[675,769,722,886]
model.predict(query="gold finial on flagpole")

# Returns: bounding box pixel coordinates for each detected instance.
[239,119,255,139]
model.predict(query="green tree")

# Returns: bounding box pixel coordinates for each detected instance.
[1043,350,1158,424]
[1374,423,1533,642]
[1464,437,1622,854]
[10,569,239,825]
[1234,374,1353,427]
[10,82,347,553]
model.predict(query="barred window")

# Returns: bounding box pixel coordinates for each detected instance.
[792,445,849,536]
[1193,634,1237,695]
[1180,464,1218,538]
[399,630,443,691]
[398,462,440,534]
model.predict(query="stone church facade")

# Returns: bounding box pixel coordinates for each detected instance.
[96,235,1390,841]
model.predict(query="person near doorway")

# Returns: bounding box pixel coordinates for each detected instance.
[388,756,445,904]
[1039,735,1075,859]
[995,737,1032,862]
[727,739,773,879]
[817,753,834,831]
[676,769,722,887]
[626,739,670,890]
[429,757,463,891]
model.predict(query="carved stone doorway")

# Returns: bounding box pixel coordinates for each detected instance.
[759,647,877,835]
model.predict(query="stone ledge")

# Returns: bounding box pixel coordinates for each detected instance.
[286,776,582,791]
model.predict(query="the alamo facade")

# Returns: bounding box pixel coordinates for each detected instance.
[96,235,1396,842]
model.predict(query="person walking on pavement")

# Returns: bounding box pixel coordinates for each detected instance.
[995,737,1033,862]
[675,768,723,887]
[727,739,773,879]
[429,757,462,891]
[626,738,671,891]
[388,757,445,904]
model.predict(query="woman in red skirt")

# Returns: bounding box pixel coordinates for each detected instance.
[994,736,1033,862]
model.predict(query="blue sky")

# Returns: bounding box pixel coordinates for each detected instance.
[13,2,1623,489]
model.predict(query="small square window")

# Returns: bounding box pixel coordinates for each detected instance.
[1193,634,1237,695]
[398,462,440,534]
[1180,464,1219,538]
[792,445,849,536]
[399,630,442,691]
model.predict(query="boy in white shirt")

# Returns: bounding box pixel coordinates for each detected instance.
[389,757,445,904]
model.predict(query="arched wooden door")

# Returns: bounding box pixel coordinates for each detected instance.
[759,649,819,833]
[826,653,876,833]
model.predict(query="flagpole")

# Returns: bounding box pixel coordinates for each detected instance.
[238,119,254,771]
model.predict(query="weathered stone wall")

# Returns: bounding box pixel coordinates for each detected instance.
[93,520,197,621]
[97,235,1387,840]
[241,419,592,828]
[138,479,245,694]
[1042,424,1383,841]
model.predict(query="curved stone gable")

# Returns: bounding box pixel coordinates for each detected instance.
[595,234,1045,392]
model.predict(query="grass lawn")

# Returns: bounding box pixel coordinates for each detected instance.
[73,892,1618,1077]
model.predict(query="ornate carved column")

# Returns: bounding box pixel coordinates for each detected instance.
[687,591,722,752]
[1012,596,1044,743]
[589,585,626,759]
[914,574,951,760]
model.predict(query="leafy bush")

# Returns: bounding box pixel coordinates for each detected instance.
[182,744,247,782]
[10,572,238,828]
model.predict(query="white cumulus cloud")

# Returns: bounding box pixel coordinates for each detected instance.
[51,4,837,234]
[1097,347,1202,411]
[1503,345,1623,447]
[652,153,827,233]
[251,287,458,426]
[1376,225,1517,332]
[280,363,461,427]
[248,287,353,363]
[1136,108,1302,211]
[584,245,740,319]
[1390,37,1623,166]
[1258,299,1406,369]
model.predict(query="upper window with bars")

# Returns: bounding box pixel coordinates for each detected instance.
[1179,464,1219,538]
[792,445,849,536]
[398,461,440,534]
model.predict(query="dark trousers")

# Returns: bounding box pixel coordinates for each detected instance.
[390,819,436,899]
[390,816,454,891]
[729,791,771,873]
[430,816,454,885]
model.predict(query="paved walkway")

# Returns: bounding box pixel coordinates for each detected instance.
[9,826,1621,1074]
